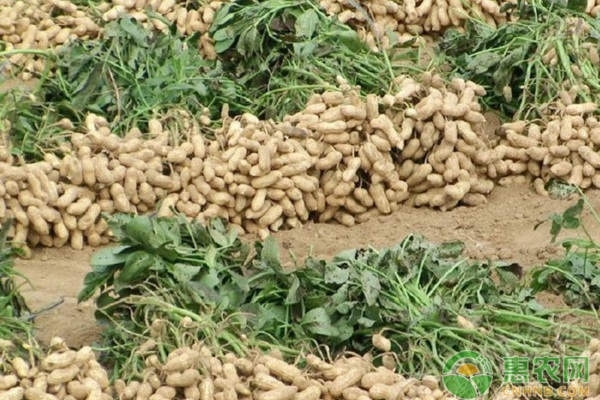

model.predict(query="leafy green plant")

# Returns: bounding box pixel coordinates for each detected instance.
[0,218,36,360]
[439,0,600,120]
[273,236,593,377]
[208,0,420,119]
[79,215,274,378]
[4,15,250,161]
[0,219,29,318]
[531,191,600,310]
[80,213,597,380]
[4,2,422,161]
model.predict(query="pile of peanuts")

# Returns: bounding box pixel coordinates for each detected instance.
[488,89,600,196]
[0,73,508,252]
[0,333,460,400]
[318,0,510,50]
[98,0,221,59]
[0,0,535,81]
[0,0,100,80]
[0,0,220,80]
[4,0,600,79]
[280,74,498,216]
[2,335,600,400]
[0,338,113,400]
[2,73,600,252]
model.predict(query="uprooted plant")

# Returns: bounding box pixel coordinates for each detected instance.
[530,184,600,310]
[0,218,36,357]
[439,0,600,120]
[3,1,422,162]
[79,213,598,381]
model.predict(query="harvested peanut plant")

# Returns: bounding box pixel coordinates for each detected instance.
[80,213,598,382]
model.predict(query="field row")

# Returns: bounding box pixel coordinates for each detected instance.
[0,331,598,400]
[2,70,600,251]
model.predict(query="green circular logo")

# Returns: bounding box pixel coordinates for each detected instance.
[442,351,494,400]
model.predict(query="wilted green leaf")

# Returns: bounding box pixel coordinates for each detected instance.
[324,264,349,285]
[361,270,381,306]
[295,9,319,38]
[302,307,339,337]
[118,16,150,45]
[170,264,201,283]
[115,251,158,287]
[285,275,302,305]
[78,271,111,302]
[261,236,280,269]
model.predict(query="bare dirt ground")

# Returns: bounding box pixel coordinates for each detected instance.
[14,185,600,348]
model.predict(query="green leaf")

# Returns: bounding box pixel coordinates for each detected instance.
[206,246,218,270]
[549,214,564,243]
[331,284,349,306]
[185,281,221,304]
[562,199,583,229]
[124,216,154,245]
[214,36,234,52]
[78,271,111,302]
[527,299,545,311]
[335,322,354,341]
[165,82,208,96]
[546,180,577,199]
[293,42,316,57]
[115,251,157,287]
[434,241,465,259]
[335,30,367,52]
[542,199,585,243]
[336,301,356,314]
[357,316,375,328]
[529,268,553,293]
[324,264,349,285]
[500,2,517,12]
[153,219,181,249]
[210,3,235,32]
[199,266,220,289]
[227,228,239,247]
[220,281,244,309]
[119,16,150,46]
[255,304,286,331]
[295,9,319,38]
[261,236,280,269]
[237,26,259,56]
[90,246,130,272]
[361,270,381,306]
[96,291,116,310]
[212,27,236,53]
[467,53,502,74]
[285,275,302,305]
[72,63,105,106]
[301,307,339,337]
[495,262,523,289]
[170,263,201,283]
[230,271,250,294]
[209,225,230,247]
[332,249,357,262]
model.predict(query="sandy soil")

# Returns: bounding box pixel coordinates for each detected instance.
[13,185,600,348]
